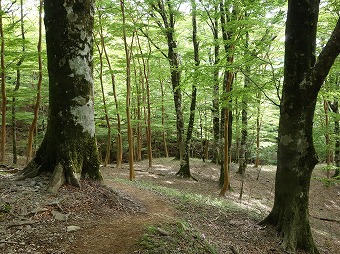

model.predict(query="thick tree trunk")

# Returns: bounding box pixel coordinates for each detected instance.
[19,0,102,193]
[261,100,319,252]
[261,1,340,253]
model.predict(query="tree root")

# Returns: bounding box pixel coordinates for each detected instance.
[47,162,81,194]
[175,172,198,182]
[17,159,82,194]
[47,163,66,194]
[16,160,40,180]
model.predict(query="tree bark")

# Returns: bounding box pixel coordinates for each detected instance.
[323,100,331,178]
[19,0,102,193]
[177,0,199,178]
[136,34,153,168]
[254,91,261,168]
[329,100,340,178]
[27,0,43,163]
[261,1,340,253]
[238,31,250,175]
[120,0,135,180]
[160,77,169,157]
[0,0,6,163]
[12,0,25,164]
[219,1,235,189]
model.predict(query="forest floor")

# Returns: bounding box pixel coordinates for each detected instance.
[0,157,339,254]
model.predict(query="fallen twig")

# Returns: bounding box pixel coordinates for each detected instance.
[229,245,239,254]
[311,216,340,223]
[6,220,36,229]
[0,240,19,244]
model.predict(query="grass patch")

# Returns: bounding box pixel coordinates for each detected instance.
[137,221,217,254]
[109,177,261,219]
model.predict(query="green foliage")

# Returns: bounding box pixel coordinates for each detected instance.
[0,202,11,221]
[0,202,11,213]
[313,176,339,187]
[0,0,338,166]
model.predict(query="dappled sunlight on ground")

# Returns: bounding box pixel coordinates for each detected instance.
[104,157,339,253]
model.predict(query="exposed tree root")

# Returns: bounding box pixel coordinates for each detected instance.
[175,171,198,182]
[17,159,82,194]
[16,160,40,180]
[47,163,66,194]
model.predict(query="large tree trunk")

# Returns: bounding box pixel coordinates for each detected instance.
[19,0,102,193]
[261,1,340,253]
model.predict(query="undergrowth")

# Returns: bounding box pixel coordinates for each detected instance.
[110,177,261,220]
[137,221,217,254]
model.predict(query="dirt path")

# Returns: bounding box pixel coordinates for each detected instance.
[69,179,176,254]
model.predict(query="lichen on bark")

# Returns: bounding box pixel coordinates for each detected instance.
[18,0,101,193]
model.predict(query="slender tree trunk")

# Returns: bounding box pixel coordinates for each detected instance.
[95,33,111,167]
[26,0,43,163]
[136,35,152,168]
[135,64,142,161]
[145,58,152,168]
[211,4,220,164]
[149,1,185,170]
[219,71,233,195]
[99,21,123,168]
[323,100,331,178]
[329,100,340,178]
[255,91,261,168]
[219,1,235,189]
[0,0,6,163]
[12,0,25,164]
[238,86,248,174]
[238,31,250,174]
[261,2,340,253]
[19,0,102,193]
[120,0,135,180]
[177,0,199,178]
[160,77,169,157]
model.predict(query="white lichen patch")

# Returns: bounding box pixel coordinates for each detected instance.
[70,98,95,137]
[280,135,293,146]
[80,43,91,56]
[69,56,92,83]
[59,58,66,67]
[63,2,78,22]
[73,96,87,106]
[80,31,86,41]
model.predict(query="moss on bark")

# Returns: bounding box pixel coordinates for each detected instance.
[18,0,101,193]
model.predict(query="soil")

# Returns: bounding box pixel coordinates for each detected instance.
[0,157,339,254]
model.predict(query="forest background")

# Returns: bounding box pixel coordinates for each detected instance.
[0,0,339,176]
[0,0,339,254]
